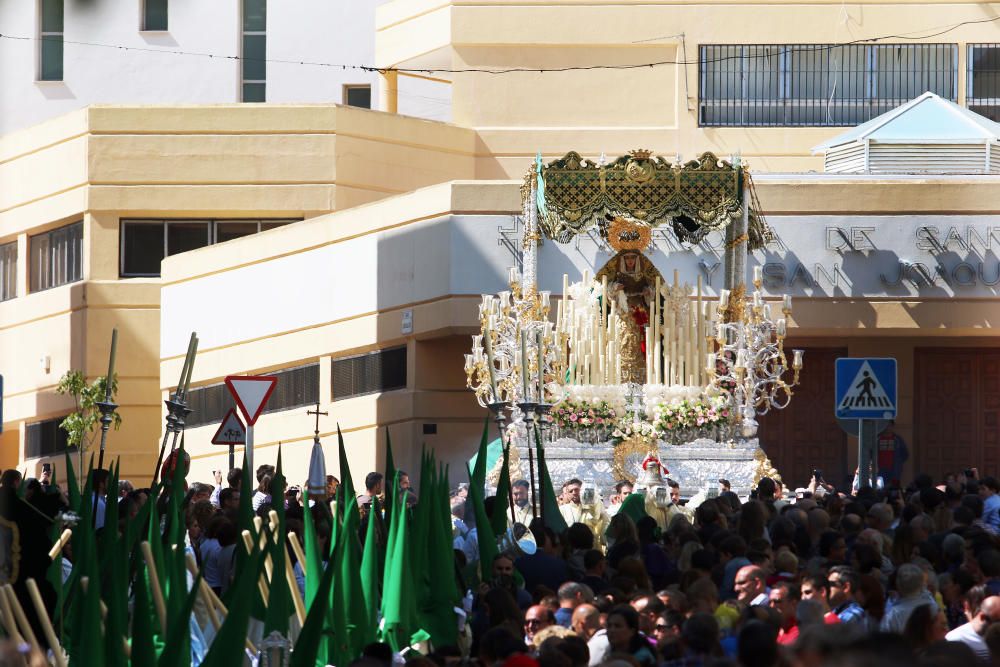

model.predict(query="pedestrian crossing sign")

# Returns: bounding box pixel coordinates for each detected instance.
[835,358,897,419]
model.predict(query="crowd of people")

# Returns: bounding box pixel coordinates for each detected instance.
[448,468,1000,667]
[5,456,1000,667]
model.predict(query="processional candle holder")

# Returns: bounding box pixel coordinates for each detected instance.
[707,272,804,440]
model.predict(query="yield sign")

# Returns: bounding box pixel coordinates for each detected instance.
[224,375,278,426]
[211,408,246,446]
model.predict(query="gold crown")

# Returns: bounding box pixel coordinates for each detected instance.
[629,148,653,160]
[606,216,652,253]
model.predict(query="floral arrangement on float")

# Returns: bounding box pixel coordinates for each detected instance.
[651,395,733,443]
[611,420,661,446]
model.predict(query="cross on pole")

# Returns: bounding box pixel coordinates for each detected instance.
[307,402,328,441]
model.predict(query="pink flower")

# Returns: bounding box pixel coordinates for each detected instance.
[596,417,604,424]
[569,414,578,422]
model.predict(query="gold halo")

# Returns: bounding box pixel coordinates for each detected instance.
[606,216,652,253]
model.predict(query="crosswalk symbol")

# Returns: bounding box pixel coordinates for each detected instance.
[835,358,897,419]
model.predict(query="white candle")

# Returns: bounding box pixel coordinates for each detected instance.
[484,326,499,399]
[719,289,730,307]
[707,352,716,372]
[509,266,520,285]
[784,295,793,311]
[520,330,529,399]
[777,318,787,337]
[753,265,763,284]
[735,349,747,369]
[793,349,804,369]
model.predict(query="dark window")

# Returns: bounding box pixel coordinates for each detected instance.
[119,219,297,277]
[242,0,266,102]
[30,221,82,292]
[185,363,319,428]
[344,85,372,109]
[0,242,16,302]
[39,0,64,81]
[332,347,407,401]
[25,417,72,458]
[969,44,1000,122]
[143,0,168,31]
[121,222,165,277]
[699,44,957,126]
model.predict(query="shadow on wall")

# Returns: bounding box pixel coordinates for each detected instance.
[370,214,511,488]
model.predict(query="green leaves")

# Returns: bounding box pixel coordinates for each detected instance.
[56,370,121,452]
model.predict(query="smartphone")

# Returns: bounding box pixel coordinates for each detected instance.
[42,463,52,474]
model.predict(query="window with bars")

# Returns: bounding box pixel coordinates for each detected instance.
[969,44,1000,122]
[242,0,266,102]
[332,347,407,401]
[30,222,82,292]
[699,44,958,126]
[39,0,64,81]
[185,363,319,428]
[143,0,168,31]
[26,417,72,459]
[0,242,16,302]
[119,218,297,277]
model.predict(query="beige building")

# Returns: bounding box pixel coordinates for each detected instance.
[3,0,1000,487]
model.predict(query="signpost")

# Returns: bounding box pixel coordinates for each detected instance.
[211,408,247,471]
[224,375,278,472]
[835,358,897,490]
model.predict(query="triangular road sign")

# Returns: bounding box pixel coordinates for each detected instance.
[211,408,246,446]
[224,375,278,426]
[835,359,896,419]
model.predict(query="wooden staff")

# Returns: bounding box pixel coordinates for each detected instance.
[267,510,307,626]
[241,530,270,605]
[140,541,168,635]
[25,578,67,667]
[183,556,257,654]
[287,532,307,574]
[0,581,22,643]
[48,528,72,560]
[1,585,38,651]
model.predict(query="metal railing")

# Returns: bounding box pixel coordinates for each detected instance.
[968,44,1000,122]
[699,44,958,127]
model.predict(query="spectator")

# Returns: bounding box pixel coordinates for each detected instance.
[555,582,594,628]
[881,563,937,633]
[944,593,1000,661]
[768,581,800,645]
[902,603,948,653]
[827,566,866,625]
[525,605,555,645]
[733,566,768,606]
[605,605,656,667]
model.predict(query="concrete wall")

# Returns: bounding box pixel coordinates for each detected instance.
[0,105,475,482]
[376,0,1000,177]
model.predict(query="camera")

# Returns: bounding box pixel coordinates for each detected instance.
[813,469,823,482]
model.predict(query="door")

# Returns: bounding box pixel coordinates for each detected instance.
[757,347,849,490]
[916,349,1000,479]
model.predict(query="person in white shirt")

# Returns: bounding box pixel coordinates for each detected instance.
[511,479,534,526]
[946,592,1000,661]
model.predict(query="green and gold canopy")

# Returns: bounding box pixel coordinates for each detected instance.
[534,150,771,250]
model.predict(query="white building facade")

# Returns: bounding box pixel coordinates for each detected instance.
[0,0,450,135]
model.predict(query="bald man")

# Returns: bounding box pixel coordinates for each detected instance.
[945,594,1000,661]
[571,603,601,640]
[734,565,768,606]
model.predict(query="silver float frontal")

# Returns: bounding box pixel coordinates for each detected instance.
[497,522,537,559]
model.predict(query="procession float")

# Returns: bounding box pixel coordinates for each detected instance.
[465,150,803,503]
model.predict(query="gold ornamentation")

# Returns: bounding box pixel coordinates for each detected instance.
[725,233,749,250]
[0,515,21,585]
[724,283,746,324]
[535,151,760,247]
[606,216,653,253]
[612,437,658,485]
[486,443,523,488]
[752,447,783,486]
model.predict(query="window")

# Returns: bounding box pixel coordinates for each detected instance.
[25,417,72,459]
[242,0,266,102]
[185,363,319,428]
[969,44,1000,122]
[119,218,296,277]
[0,242,15,302]
[699,44,957,126]
[332,347,407,401]
[30,222,82,292]
[344,85,372,109]
[143,0,168,31]
[39,0,64,81]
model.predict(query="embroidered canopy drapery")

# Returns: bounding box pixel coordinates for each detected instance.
[533,150,772,250]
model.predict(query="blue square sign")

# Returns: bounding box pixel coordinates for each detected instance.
[835,358,897,420]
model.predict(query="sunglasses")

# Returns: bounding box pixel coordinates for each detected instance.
[655,624,672,632]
